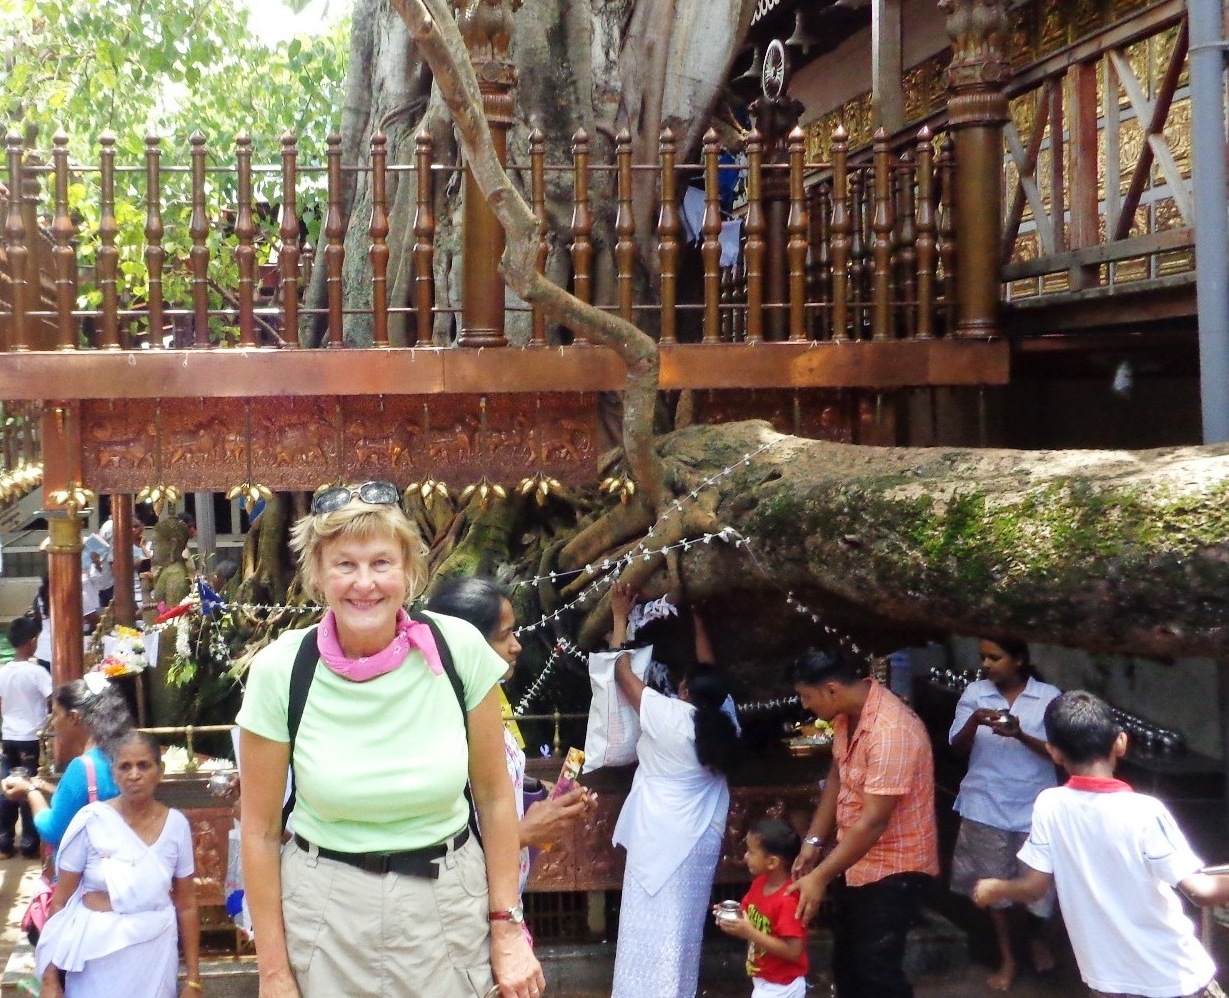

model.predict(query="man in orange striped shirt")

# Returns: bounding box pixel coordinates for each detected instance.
[787,649,939,998]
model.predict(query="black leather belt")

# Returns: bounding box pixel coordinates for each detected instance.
[293,828,469,879]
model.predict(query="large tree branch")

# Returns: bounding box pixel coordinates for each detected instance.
[389,0,663,512]
[662,421,1229,660]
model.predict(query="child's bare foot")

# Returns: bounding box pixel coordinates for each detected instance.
[987,961,1015,991]
[1030,938,1056,974]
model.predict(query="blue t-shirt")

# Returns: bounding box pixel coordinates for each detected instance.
[34,746,120,847]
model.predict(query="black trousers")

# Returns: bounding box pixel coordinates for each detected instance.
[0,739,41,852]
[830,871,930,998]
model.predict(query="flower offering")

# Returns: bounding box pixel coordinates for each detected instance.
[98,625,149,677]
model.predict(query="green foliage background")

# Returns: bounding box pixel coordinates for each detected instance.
[1,0,350,337]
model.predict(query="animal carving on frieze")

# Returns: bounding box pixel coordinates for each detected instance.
[263,422,328,469]
[164,416,243,469]
[427,417,478,465]
[85,414,156,471]
[454,0,523,63]
[350,418,422,469]
[539,419,594,465]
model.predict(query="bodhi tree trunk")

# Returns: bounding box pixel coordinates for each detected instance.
[304,0,754,346]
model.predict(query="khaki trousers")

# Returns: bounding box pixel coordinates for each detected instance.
[282,833,495,997]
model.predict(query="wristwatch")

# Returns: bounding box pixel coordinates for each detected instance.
[489,905,525,925]
[803,835,824,848]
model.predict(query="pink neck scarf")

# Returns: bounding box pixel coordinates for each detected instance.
[316,608,443,683]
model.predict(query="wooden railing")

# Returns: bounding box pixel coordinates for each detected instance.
[1,121,958,352]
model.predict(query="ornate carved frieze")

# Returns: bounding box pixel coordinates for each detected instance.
[81,393,602,494]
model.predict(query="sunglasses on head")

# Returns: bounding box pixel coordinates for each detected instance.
[310,481,401,516]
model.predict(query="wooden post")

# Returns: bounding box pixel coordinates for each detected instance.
[615,130,636,324]
[657,128,680,345]
[369,132,391,347]
[47,516,84,687]
[700,129,723,344]
[188,133,211,347]
[112,495,137,628]
[279,132,301,343]
[870,129,894,341]
[413,130,436,347]
[98,132,121,348]
[324,134,346,347]
[458,7,516,348]
[915,128,937,341]
[144,135,166,348]
[743,130,766,345]
[235,134,257,346]
[830,127,851,343]
[51,131,78,351]
[786,128,808,342]
[530,126,548,346]
[748,54,804,342]
[943,0,1010,339]
[5,130,29,353]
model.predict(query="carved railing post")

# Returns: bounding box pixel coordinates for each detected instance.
[942,0,1010,338]
[457,0,521,348]
[748,40,805,342]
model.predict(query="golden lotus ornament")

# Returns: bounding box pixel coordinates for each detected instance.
[48,480,97,516]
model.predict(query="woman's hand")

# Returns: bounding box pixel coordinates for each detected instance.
[989,713,1021,739]
[609,581,636,628]
[519,787,593,848]
[256,967,301,998]
[970,707,1005,727]
[2,776,31,800]
[490,921,546,998]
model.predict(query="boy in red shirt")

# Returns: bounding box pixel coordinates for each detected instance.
[716,818,809,998]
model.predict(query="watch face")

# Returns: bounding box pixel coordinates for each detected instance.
[510,904,525,924]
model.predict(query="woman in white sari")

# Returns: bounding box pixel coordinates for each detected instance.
[36,731,200,998]
[608,582,740,998]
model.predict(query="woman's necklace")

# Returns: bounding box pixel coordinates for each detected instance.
[118,801,166,844]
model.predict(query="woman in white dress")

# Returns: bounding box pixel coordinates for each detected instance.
[35,731,200,998]
[608,582,739,998]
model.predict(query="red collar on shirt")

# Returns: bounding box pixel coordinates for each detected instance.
[1065,774,1133,793]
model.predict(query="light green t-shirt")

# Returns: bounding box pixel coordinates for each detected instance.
[235,610,506,852]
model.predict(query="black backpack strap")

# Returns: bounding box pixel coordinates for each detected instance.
[283,626,320,831]
[411,611,481,844]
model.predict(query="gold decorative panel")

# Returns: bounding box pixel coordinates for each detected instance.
[1154,198,1183,230]
[1157,249,1194,277]
[1162,100,1192,178]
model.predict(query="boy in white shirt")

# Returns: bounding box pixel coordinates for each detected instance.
[974,690,1229,998]
[0,616,53,858]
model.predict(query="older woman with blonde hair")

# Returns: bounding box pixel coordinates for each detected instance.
[237,482,543,998]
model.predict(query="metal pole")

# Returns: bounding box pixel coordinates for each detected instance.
[1188,0,1229,442]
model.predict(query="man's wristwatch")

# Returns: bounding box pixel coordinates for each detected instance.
[803,835,824,848]
[489,905,525,925]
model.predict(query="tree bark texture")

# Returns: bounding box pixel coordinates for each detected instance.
[650,421,1229,665]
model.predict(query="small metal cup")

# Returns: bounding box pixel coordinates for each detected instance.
[207,769,238,799]
[8,767,30,781]
[715,899,741,923]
